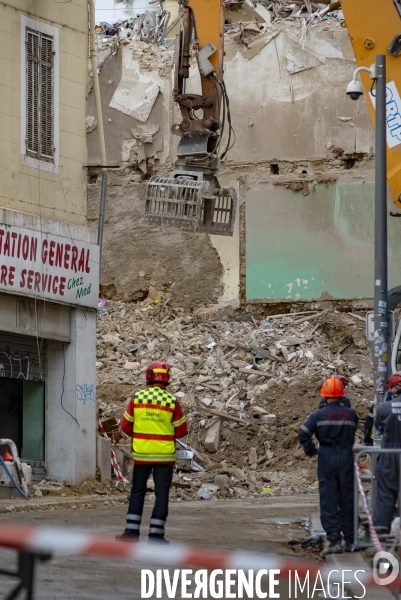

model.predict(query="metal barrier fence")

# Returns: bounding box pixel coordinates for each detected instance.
[353,446,401,547]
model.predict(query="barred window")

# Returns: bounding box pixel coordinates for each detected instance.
[26,28,54,163]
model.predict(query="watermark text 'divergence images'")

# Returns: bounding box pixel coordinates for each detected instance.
[140,568,368,598]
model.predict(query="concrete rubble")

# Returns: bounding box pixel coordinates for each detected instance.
[95,0,343,44]
[95,0,172,45]
[253,0,343,23]
[95,298,374,502]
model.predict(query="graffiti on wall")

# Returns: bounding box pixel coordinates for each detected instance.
[0,346,44,381]
[76,383,96,404]
[0,350,31,379]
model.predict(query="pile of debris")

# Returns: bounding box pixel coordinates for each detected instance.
[225,1,344,48]
[30,476,123,499]
[95,0,175,45]
[96,298,373,499]
[258,0,343,22]
[94,0,343,48]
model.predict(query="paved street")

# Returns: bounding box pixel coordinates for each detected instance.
[0,495,320,599]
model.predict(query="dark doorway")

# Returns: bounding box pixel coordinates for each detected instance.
[0,378,22,455]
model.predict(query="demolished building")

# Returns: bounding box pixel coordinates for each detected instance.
[87,8,401,310]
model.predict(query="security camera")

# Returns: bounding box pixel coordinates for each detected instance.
[346,79,364,101]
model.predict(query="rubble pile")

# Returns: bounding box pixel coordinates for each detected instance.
[96,298,373,499]
[255,0,343,23]
[30,476,124,499]
[95,0,172,45]
[225,1,344,47]
[94,0,344,50]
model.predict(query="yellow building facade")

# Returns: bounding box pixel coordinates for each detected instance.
[0,1,99,487]
[0,0,88,225]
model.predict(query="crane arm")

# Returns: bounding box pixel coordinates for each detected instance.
[341,0,401,208]
[173,0,224,139]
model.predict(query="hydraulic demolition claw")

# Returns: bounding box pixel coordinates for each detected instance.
[144,0,237,235]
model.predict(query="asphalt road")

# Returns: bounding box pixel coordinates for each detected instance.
[0,495,321,599]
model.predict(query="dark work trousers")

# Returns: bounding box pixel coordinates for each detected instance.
[373,453,399,531]
[318,447,354,543]
[124,463,173,539]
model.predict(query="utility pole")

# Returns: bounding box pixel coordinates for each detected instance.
[88,0,108,275]
[373,54,389,447]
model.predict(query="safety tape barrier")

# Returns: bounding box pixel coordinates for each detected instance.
[96,414,129,486]
[0,523,399,590]
[355,462,401,555]
[354,461,383,554]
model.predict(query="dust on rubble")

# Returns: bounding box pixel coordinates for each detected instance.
[96,298,373,500]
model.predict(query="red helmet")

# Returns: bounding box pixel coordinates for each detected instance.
[389,372,401,391]
[145,361,171,385]
[320,376,345,398]
[334,374,348,387]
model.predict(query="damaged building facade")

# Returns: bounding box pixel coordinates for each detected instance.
[87,6,401,309]
[0,1,98,485]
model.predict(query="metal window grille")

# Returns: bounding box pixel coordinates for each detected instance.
[26,28,54,163]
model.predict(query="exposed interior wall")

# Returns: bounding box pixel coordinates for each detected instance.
[88,175,224,306]
[87,42,225,308]
[246,181,401,302]
[209,178,240,305]
[0,1,88,226]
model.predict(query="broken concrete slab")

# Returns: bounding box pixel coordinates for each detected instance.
[204,419,221,453]
[110,77,160,122]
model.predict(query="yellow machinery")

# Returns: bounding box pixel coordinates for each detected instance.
[341,0,401,209]
[144,0,237,235]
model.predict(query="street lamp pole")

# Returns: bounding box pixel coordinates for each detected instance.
[373,54,389,446]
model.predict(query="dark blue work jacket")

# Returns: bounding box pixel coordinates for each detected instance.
[299,402,358,457]
[319,395,351,409]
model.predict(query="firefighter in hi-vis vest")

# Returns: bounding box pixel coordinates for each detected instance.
[116,361,187,544]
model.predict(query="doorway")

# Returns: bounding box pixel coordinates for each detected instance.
[0,379,22,455]
[0,379,45,460]
[22,381,45,460]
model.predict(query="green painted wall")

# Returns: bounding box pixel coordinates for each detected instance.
[246,184,401,301]
[22,381,44,460]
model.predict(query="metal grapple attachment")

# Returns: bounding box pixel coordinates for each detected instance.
[144,171,237,235]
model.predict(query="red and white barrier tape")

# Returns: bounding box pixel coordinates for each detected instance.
[354,461,383,554]
[96,414,129,486]
[0,523,398,590]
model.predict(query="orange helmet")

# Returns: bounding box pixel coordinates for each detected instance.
[145,361,171,385]
[320,376,345,398]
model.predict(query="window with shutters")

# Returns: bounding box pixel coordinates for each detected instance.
[26,29,53,162]
[21,17,59,174]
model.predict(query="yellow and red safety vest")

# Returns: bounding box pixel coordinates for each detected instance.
[123,387,185,463]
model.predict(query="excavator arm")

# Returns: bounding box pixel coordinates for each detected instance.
[173,0,224,137]
[341,0,401,209]
[144,0,237,235]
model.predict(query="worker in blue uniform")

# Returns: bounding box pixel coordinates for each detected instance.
[299,376,359,554]
[373,372,401,532]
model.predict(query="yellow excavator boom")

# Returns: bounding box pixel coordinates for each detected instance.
[143,0,237,235]
[341,0,401,209]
